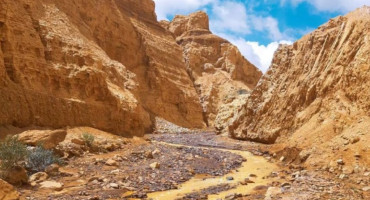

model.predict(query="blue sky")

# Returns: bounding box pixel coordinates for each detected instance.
[153,0,369,72]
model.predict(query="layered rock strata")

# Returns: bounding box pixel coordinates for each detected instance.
[162,11,262,130]
[0,0,206,136]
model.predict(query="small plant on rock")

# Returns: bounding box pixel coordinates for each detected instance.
[26,145,63,173]
[0,136,28,170]
[81,133,95,147]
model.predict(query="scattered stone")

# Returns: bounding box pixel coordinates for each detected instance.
[45,164,60,175]
[362,186,370,192]
[336,159,344,165]
[241,178,254,185]
[145,151,154,159]
[281,182,291,188]
[109,183,119,189]
[105,159,118,166]
[40,181,63,191]
[279,156,285,162]
[152,149,161,156]
[254,185,268,191]
[29,172,48,186]
[342,166,354,175]
[225,193,242,200]
[110,169,120,175]
[226,176,234,181]
[351,137,360,144]
[150,162,160,170]
[249,174,257,178]
[339,174,347,179]
[102,143,120,152]
[71,138,85,145]
[265,187,282,200]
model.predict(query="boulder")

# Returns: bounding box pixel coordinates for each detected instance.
[0,179,20,200]
[17,129,67,149]
[2,166,28,186]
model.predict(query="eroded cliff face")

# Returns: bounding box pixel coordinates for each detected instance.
[0,0,205,136]
[161,11,262,130]
[229,7,370,165]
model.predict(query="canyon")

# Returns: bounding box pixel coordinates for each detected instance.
[0,0,369,199]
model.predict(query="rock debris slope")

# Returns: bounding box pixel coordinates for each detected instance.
[229,7,370,166]
[161,11,262,131]
[0,0,206,136]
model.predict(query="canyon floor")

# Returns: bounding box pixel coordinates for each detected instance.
[12,123,368,200]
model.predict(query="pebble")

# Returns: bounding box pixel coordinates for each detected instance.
[240,178,254,185]
[45,164,60,175]
[39,181,64,191]
[338,174,346,179]
[265,187,282,200]
[152,149,161,156]
[105,159,118,166]
[29,172,48,185]
[150,162,160,170]
[226,176,234,181]
[109,183,119,189]
[280,156,285,162]
[281,182,291,188]
[110,169,120,175]
[145,151,154,159]
[336,159,344,165]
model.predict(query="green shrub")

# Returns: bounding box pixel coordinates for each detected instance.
[81,133,95,147]
[0,136,28,170]
[26,146,63,173]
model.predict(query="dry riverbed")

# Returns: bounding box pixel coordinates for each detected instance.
[15,131,369,200]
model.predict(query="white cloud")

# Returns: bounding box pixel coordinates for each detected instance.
[154,0,297,72]
[219,33,292,73]
[153,0,214,20]
[210,1,251,34]
[251,16,293,41]
[209,1,291,41]
[245,40,293,72]
[285,0,369,12]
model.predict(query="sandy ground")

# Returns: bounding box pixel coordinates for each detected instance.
[12,129,368,200]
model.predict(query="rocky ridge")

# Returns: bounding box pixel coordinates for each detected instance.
[161,11,262,131]
[228,6,370,167]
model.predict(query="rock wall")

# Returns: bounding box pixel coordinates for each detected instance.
[116,0,205,128]
[228,7,370,165]
[0,0,205,136]
[162,11,262,130]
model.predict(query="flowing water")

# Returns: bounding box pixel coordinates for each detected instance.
[147,142,278,200]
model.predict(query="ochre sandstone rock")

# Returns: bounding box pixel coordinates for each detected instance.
[0,0,205,136]
[228,6,370,166]
[17,129,66,149]
[0,179,20,200]
[162,11,262,129]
